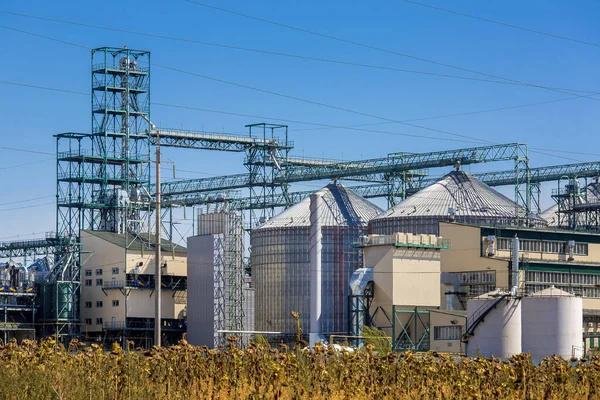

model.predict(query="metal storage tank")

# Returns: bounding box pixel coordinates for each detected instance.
[370,170,547,235]
[466,289,522,358]
[522,286,583,360]
[251,183,382,335]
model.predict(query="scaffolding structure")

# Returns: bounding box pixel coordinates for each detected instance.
[552,176,600,232]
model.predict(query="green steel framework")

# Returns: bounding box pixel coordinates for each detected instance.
[49,48,600,345]
[0,235,82,342]
[54,47,152,344]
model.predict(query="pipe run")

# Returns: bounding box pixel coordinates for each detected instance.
[309,193,323,345]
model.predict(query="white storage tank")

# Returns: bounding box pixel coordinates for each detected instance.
[466,289,522,358]
[522,286,583,361]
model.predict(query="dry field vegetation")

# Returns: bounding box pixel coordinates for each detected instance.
[0,335,600,400]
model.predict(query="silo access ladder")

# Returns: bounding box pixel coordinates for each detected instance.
[461,293,508,342]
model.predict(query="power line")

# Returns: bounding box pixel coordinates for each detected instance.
[1,15,599,95]
[0,77,594,162]
[1,22,598,153]
[2,12,600,98]
[402,0,600,48]
[0,158,54,171]
[0,196,54,207]
[294,94,599,132]
[0,145,53,156]
[182,0,600,102]
[154,63,496,143]
[0,202,54,212]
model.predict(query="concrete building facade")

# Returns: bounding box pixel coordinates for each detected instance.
[80,230,187,347]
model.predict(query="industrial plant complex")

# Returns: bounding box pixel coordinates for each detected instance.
[3,46,600,360]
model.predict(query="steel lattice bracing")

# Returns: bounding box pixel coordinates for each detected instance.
[57,47,152,238]
[161,160,600,217]
[151,129,294,152]
[274,143,527,183]
[0,235,81,342]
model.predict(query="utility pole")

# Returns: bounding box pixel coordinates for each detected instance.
[154,131,162,347]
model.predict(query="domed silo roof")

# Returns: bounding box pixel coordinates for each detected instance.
[256,183,383,229]
[540,204,559,227]
[370,170,547,235]
[251,183,382,336]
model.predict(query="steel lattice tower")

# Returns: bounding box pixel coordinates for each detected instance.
[57,47,151,238]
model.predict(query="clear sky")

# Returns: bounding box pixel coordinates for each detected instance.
[0,0,599,243]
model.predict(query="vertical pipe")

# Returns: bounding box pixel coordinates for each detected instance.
[154,132,162,347]
[309,193,322,346]
[511,235,519,295]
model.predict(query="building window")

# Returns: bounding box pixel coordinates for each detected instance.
[112,300,119,307]
[434,326,462,340]
[96,268,103,276]
[96,279,103,286]
[112,267,119,275]
[85,279,92,286]
[84,301,92,308]
[85,318,92,325]
[96,318,103,325]
[96,301,103,308]
[84,269,92,277]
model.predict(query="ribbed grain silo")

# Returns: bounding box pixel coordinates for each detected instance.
[370,170,547,236]
[465,289,522,358]
[251,183,383,335]
[522,286,583,360]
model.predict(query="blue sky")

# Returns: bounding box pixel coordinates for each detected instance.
[0,0,599,242]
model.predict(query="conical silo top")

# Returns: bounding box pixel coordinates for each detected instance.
[255,183,383,229]
[373,170,538,222]
[540,204,559,227]
[529,286,575,297]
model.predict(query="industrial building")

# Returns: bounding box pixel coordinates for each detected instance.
[80,230,187,347]
[3,46,600,356]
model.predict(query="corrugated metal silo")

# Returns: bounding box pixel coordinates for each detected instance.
[251,183,383,335]
[522,286,583,360]
[370,170,547,235]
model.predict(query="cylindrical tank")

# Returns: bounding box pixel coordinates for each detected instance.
[370,170,547,236]
[57,283,73,320]
[522,286,583,360]
[466,290,522,358]
[251,183,382,335]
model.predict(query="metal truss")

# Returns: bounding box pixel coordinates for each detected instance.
[151,128,293,152]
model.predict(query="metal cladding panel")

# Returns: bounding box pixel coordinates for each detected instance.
[186,235,223,348]
[522,287,583,361]
[466,294,522,358]
[370,170,547,235]
[252,226,366,335]
[252,184,380,335]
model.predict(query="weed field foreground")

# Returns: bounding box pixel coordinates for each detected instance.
[0,338,600,399]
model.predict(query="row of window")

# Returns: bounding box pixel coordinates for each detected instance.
[434,326,462,340]
[85,318,103,325]
[496,238,588,256]
[84,300,119,308]
[84,267,120,277]
[457,271,496,285]
[84,279,104,286]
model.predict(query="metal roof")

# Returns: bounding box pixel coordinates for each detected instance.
[372,170,535,221]
[254,183,383,229]
[82,230,186,254]
[540,204,560,227]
